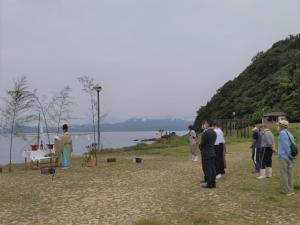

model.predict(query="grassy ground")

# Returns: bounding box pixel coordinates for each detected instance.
[0,136,299,225]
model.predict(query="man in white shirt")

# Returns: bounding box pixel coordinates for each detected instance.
[188,125,198,161]
[213,123,226,178]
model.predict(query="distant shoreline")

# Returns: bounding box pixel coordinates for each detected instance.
[0,130,185,136]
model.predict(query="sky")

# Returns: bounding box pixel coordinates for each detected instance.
[0,0,299,123]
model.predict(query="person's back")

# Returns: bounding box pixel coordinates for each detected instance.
[257,124,275,179]
[200,128,217,159]
[199,120,217,188]
[261,129,274,148]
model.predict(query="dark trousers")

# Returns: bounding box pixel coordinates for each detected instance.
[215,144,225,175]
[252,147,260,171]
[203,157,216,187]
[200,152,206,182]
[260,147,273,169]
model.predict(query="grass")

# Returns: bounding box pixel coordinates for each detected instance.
[134,218,165,225]
[121,135,190,151]
[0,129,299,225]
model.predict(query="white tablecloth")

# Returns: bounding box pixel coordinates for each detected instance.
[23,149,55,162]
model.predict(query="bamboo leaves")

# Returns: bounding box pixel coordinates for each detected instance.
[0,76,35,172]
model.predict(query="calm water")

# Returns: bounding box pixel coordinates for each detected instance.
[0,131,187,165]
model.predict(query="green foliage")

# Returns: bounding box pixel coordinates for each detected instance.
[122,134,189,152]
[1,76,35,172]
[194,34,300,129]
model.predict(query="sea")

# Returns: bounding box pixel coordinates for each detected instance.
[0,130,187,165]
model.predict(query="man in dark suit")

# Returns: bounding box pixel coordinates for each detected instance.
[199,119,217,188]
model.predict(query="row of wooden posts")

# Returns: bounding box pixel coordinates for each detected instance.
[216,119,254,138]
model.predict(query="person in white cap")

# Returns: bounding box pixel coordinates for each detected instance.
[278,120,296,195]
[257,124,275,179]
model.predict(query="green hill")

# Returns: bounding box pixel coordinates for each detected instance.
[194,34,300,130]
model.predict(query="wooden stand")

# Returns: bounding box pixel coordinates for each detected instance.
[25,157,58,170]
[82,154,97,167]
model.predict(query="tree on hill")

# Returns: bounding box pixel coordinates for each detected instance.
[194,34,300,130]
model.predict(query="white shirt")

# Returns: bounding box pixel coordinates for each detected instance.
[189,130,197,145]
[218,128,225,144]
[214,128,221,145]
[214,127,225,145]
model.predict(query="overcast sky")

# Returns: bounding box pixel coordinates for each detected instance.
[0,0,299,123]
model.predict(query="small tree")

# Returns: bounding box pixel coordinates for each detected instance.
[48,86,74,135]
[1,76,35,172]
[78,76,98,144]
[33,93,51,144]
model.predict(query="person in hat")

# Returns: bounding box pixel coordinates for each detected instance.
[257,124,275,179]
[188,125,198,161]
[278,120,295,195]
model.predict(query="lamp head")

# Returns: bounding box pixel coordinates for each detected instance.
[94,84,102,92]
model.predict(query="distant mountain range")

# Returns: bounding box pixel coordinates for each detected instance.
[72,118,192,132]
[1,118,192,133]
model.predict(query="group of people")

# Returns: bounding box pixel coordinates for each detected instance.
[188,119,226,188]
[252,120,296,195]
[188,119,296,194]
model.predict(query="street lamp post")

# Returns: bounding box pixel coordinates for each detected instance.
[233,112,236,135]
[94,84,102,166]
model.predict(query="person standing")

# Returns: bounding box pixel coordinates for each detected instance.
[213,123,225,178]
[251,125,261,173]
[199,119,217,188]
[257,124,275,179]
[278,120,295,195]
[219,126,226,175]
[188,125,198,161]
[57,124,73,168]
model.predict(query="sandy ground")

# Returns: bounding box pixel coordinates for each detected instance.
[0,143,299,225]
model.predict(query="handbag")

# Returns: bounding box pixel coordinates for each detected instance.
[285,131,298,157]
